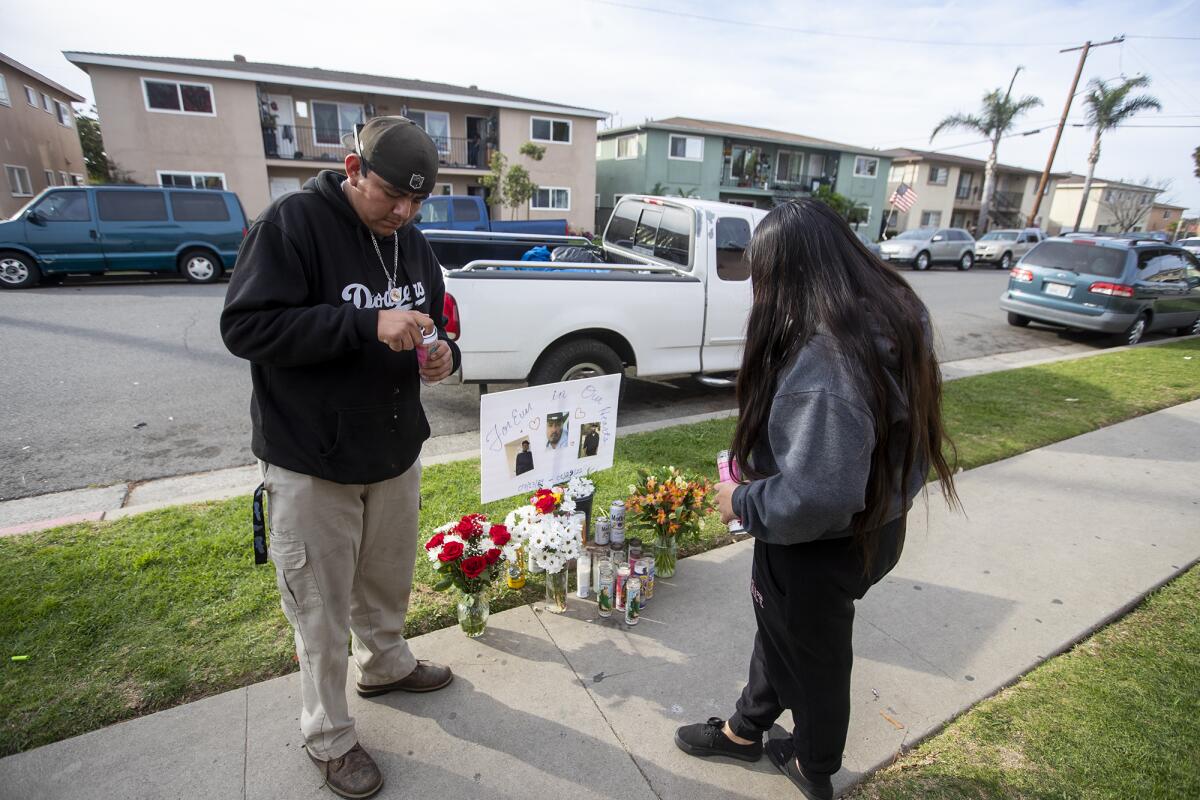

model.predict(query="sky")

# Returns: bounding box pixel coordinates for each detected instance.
[4,0,1199,214]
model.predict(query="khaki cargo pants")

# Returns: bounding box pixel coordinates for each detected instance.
[261,459,422,761]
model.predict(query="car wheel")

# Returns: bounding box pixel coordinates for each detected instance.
[1114,313,1149,347]
[957,251,974,271]
[0,252,40,289]
[179,248,222,284]
[999,252,1012,271]
[1007,312,1030,327]
[913,251,931,271]
[529,338,624,386]
[1176,316,1200,337]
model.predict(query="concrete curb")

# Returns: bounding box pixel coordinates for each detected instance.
[2,335,1194,537]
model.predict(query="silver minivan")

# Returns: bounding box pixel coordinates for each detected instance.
[974,228,1044,270]
[879,227,976,271]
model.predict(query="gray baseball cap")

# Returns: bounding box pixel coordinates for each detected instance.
[343,116,439,194]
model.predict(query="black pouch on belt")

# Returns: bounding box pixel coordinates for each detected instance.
[252,482,268,565]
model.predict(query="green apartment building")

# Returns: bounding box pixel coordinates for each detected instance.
[595,117,892,238]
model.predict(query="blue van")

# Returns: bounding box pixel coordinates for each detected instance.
[0,185,247,289]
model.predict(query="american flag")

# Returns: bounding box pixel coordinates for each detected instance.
[889,183,918,212]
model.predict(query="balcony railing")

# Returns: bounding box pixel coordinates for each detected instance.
[719,173,834,195]
[262,125,490,169]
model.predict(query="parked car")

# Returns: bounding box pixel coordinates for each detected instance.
[1117,231,1171,243]
[878,227,976,271]
[428,196,767,387]
[1177,237,1200,256]
[415,195,567,236]
[973,228,1044,270]
[998,236,1200,345]
[0,186,247,289]
[855,230,883,257]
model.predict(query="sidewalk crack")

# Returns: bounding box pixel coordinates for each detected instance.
[533,610,663,800]
[858,615,954,681]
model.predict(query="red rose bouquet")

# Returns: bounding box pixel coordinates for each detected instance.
[425,514,508,595]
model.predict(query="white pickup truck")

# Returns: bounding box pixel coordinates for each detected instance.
[429,196,767,388]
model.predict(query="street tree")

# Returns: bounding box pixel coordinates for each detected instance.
[1072,76,1162,231]
[1100,177,1170,233]
[478,142,545,220]
[931,81,1041,233]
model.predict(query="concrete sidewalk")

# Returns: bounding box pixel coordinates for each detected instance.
[3,400,1197,800]
[3,337,1180,537]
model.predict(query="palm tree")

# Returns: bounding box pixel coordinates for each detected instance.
[931,84,1042,233]
[1072,76,1162,231]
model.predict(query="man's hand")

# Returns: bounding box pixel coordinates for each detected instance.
[420,338,455,383]
[715,480,739,524]
[377,310,434,352]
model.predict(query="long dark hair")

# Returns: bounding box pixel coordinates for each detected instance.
[730,200,958,567]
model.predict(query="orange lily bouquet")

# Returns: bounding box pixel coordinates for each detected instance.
[626,466,715,578]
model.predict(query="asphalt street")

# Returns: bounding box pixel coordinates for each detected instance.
[0,267,1139,500]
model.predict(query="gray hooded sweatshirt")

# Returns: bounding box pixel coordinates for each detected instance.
[730,325,927,545]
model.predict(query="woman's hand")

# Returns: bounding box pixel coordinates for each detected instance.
[715,481,739,524]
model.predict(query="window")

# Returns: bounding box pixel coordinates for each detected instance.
[632,208,661,253]
[312,100,362,146]
[776,151,804,183]
[919,210,942,227]
[55,101,72,127]
[435,183,453,196]
[668,135,703,161]
[0,75,9,107]
[451,198,481,222]
[716,217,751,281]
[24,86,37,106]
[169,191,229,221]
[41,93,51,112]
[5,165,32,197]
[1025,241,1126,278]
[1163,209,1171,219]
[616,135,638,159]
[295,100,308,118]
[596,141,602,159]
[604,202,639,247]
[59,171,69,186]
[71,174,84,186]
[157,171,226,190]
[421,198,450,224]
[1140,251,1187,283]
[530,117,571,144]
[653,206,692,266]
[97,190,168,221]
[408,110,450,153]
[927,166,949,185]
[531,187,570,210]
[32,191,91,221]
[44,170,55,187]
[854,156,879,178]
[142,78,215,114]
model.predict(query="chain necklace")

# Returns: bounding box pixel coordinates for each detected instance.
[370,232,403,305]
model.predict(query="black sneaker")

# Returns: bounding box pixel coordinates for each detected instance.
[765,738,833,800]
[674,717,763,762]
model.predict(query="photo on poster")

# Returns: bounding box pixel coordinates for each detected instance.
[578,422,602,458]
[505,436,535,478]
[544,411,571,452]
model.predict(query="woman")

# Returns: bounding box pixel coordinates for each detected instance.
[674,200,958,800]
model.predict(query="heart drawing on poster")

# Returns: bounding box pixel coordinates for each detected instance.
[528,417,541,430]
[574,408,586,419]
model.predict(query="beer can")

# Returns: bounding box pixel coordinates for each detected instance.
[593,517,611,546]
[609,500,626,545]
[625,577,642,625]
[597,562,614,618]
[615,565,631,611]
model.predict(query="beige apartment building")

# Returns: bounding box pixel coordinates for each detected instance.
[1146,202,1185,235]
[1045,176,1164,234]
[882,148,1053,234]
[64,52,604,230]
[0,52,86,218]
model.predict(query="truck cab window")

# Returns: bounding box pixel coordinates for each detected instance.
[422,198,450,225]
[716,217,751,281]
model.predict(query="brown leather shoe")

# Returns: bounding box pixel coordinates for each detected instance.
[356,660,453,697]
[307,742,383,799]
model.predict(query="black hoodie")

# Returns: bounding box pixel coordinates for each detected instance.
[221,170,460,484]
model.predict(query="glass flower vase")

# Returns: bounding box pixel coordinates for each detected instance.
[457,591,490,638]
[544,569,569,613]
[654,534,678,578]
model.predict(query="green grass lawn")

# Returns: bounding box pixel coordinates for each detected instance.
[849,563,1200,800]
[0,340,1197,756]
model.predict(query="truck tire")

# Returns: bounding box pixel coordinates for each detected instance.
[179,248,222,284]
[529,339,624,386]
[0,252,40,289]
[1006,312,1030,327]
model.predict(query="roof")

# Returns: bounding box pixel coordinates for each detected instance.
[62,52,606,119]
[1151,201,1186,210]
[882,147,1047,177]
[599,116,884,157]
[0,52,85,102]
[1052,176,1164,192]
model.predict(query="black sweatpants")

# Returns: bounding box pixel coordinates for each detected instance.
[727,516,906,777]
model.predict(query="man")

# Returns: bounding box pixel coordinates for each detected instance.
[514,440,534,475]
[221,117,459,800]
[582,425,600,457]
[545,412,570,450]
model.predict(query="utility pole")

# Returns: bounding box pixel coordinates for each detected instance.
[1026,36,1124,229]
